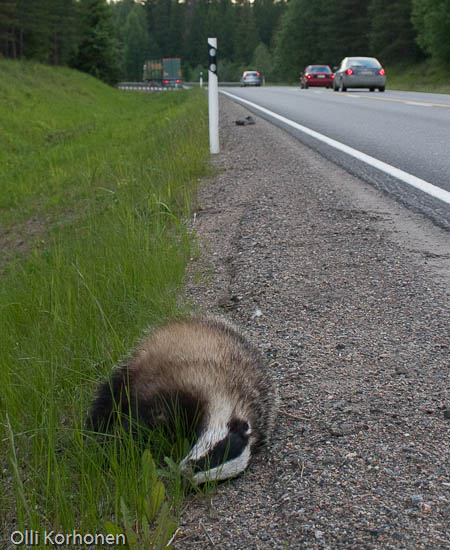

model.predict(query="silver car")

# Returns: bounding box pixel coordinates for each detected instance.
[240,71,262,87]
[333,57,386,92]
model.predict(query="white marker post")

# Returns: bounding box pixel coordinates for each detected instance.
[208,38,219,154]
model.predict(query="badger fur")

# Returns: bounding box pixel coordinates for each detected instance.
[86,317,278,484]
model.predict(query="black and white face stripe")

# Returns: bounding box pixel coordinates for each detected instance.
[180,417,253,484]
[191,419,250,471]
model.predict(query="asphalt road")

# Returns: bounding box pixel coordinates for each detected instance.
[220,86,450,231]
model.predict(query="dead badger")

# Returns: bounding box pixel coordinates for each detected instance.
[87,317,278,484]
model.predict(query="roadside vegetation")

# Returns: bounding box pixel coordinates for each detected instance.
[387,61,450,94]
[0,58,210,547]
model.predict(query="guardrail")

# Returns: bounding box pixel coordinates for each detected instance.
[185,81,242,87]
[117,82,181,92]
[117,82,245,92]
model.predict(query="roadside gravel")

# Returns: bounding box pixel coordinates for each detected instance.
[175,95,450,550]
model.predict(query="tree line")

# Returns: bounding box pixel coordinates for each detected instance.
[0,0,449,84]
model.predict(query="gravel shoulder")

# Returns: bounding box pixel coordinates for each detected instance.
[176,96,450,550]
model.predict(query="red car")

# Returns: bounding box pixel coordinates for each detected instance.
[300,65,334,88]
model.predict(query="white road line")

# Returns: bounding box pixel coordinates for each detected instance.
[340,92,450,108]
[405,101,432,107]
[220,90,450,206]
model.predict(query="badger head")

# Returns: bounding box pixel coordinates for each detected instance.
[180,416,253,484]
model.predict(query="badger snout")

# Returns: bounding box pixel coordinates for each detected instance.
[180,417,253,484]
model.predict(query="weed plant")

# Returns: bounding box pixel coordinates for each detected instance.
[0,59,209,547]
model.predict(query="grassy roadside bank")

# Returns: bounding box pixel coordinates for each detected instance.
[386,61,450,94]
[0,59,209,547]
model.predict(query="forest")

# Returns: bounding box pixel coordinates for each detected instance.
[0,0,449,84]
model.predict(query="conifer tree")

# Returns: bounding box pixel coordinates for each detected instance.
[323,0,369,64]
[274,0,327,80]
[71,0,121,84]
[0,0,17,58]
[233,0,258,64]
[184,0,208,67]
[368,0,421,64]
[167,0,184,56]
[412,0,450,64]
[47,0,78,65]
[124,3,149,80]
[253,0,285,47]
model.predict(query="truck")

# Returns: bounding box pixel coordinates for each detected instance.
[143,58,182,88]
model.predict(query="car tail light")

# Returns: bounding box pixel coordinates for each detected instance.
[306,74,311,79]
[257,72,260,76]
[346,68,353,76]
[331,74,335,79]
[176,79,181,83]
[379,68,385,76]
[162,79,168,84]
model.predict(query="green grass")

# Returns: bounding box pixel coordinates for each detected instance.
[0,58,210,547]
[386,60,450,94]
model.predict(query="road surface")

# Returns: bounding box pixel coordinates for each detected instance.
[221,86,450,231]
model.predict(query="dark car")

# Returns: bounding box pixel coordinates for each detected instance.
[300,65,334,88]
[333,57,386,92]
[240,71,262,87]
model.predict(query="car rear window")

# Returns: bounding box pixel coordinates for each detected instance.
[246,72,258,76]
[348,58,381,68]
[309,66,331,73]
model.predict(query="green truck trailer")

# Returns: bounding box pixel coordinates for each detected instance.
[143,58,182,87]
